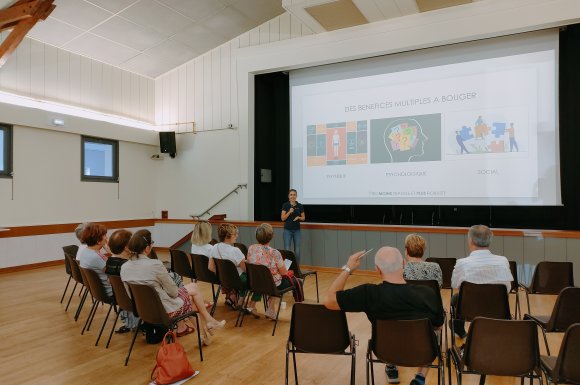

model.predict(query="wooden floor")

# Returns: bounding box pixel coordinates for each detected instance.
[0,260,563,385]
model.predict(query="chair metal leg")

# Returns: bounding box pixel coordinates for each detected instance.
[540,327,550,355]
[105,307,120,348]
[65,282,78,311]
[75,287,89,321]
[210,285,221,316]
[350,341,356,385]
[525,290,531,314]
[314,273,319,303]
[95,303,114,346]
[284,344,290,385]
[125,319,142,366]
[235,291,251,327]
[479,374,486,385]
[60,275,72,303]
[272,294,284,336]
[82,300,98,335]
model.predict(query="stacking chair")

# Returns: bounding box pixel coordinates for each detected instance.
[509,261,522,319]
[367,318,444,385]
[108,275,139,353]
[521,261,574,314]
[213,258,247,326]
[524,287,580,355]
[170,249,196,282]
[126,283,203,365]
[406,279,448,354]
[191,253,221,315]
[64,253,90,321]
[286,303,356,385]
[61,245,78,303]
[540,323,580,385]
[449,282,511,350]
[279,249,319,302]
[448,317,542,385]
[240,263,294,336]
[426,257,456,293]
[234,242,248,257]
[80,267,116,346]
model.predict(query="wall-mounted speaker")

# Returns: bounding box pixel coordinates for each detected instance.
[159,131,176,158]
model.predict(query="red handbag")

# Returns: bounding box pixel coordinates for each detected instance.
[151,330,195,385]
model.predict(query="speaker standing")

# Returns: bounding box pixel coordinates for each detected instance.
[280,189,305,263]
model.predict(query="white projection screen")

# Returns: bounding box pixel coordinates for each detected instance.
[290,30,561,206]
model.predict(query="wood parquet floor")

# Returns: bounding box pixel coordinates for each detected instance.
[0,260,562,385]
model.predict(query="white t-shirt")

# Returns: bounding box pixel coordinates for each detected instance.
[209,242,245,275]
[191,243,213,256]
[76,243,87,261]
[451,249,513,292]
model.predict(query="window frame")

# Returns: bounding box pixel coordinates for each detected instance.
[0,124,12,178]
[81,135,119,183]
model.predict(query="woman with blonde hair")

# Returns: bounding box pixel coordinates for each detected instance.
[402,233,443,287]
[191,221,214,256]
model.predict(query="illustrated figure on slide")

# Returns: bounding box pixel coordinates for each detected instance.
[383,119,428,162]
[332,129,340,159]
[450,114,525,155]
[455,131,470,154]
[506,123,519,152]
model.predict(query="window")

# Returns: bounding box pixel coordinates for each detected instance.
[0,124,12,178]
[81,136,118,182]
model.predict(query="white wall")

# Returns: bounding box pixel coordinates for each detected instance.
[154,0,580,221]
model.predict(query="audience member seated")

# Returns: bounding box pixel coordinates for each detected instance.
[324,247,444,385]
[78,223,112,296]
[121,230,225,343]
[191,221,214,256]
[208,223,252,309]
[105,229,139,333]
[450,224,513,338]
[247,223,291,319]
[75,222,88,260]
[403,234,443,287]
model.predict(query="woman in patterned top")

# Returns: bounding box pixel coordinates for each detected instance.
[402,234,443,287]
[247,223,290,319]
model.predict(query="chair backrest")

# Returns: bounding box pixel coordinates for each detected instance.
[127,282,170,327]
[289,303,351,354]
[80,267,111,303]
[508,260,519,292]
[191,253,219,285]
[547,287,580,331]
[214,258,244,291]
[425,257,456,289]
[109,274,134,314]
[65,253,84,285]
[372,318,439,367]
[62,245,79,275]
[553,323,580,384]
[406,279,444,309]
[234,242,248,257]
[530,261,574,294]
[278,249,304,277]
[246,262,279,297]
[464,317,539,376]
[170,249,196,280]
[456,282,511,321]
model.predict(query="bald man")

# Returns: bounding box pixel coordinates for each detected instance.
[325,247,444,385]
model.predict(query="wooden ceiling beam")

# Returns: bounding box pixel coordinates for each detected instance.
[0,0,55,68]
[0,1,38,25]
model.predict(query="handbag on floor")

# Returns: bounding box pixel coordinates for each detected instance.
[151,330,195,385]
[285,270,304,303]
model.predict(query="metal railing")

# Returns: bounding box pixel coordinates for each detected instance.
[190,184,247,219]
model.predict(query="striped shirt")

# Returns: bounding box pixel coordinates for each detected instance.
[451,249,513,291]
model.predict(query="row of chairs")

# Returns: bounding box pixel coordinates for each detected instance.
[60,246,203,366]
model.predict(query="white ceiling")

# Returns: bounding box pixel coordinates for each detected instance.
[6,0,285,78]
[2,0,482,79]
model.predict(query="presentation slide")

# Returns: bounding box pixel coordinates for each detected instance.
[290,36,560,206]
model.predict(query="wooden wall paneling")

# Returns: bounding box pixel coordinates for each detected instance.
[16,37,31,96]
[301,23,314,36]
[544,237,567,262]
[238,224,253,247]
[185,62,194,126]
[259,23,270,45]
[300,228,312,265]
[139,76,148,121]
[271,226,283,250]
[203,54,212,130]
[0,37,18,92]
[565,238,580,284]
[523,236,545,266]
[29,39,44,97]
[147,78,154,122]
[238,31,250,48]
[220,44,231,127]
[112,68,123,119]
[43,44,57,102]
[364,231,381,270]
[446,233,467,258]
[211,49,221,131]
[79,57,92,109]
[269,18,280,42]
[310,228,325,267]
[56,49,69,103]
[337,229,352,267]
[249,27,260,46]
[161,74,170,125]
[489,235,505,257]
[178,66,187,129]
[380,230,397,255]
[130,73,140,120]
[279,12,291,41]
[169,70,178,126]
[323,229,338,267]
[91,61,103,112]
[429,233,447,258]
[68,53,81,106]
[504,235,524,263]
[154,77,162,123]
[229,40,239,127]
[290,13,302,38]
[121,70,131,118]
[101,64,113,114]
[193,57,203,130]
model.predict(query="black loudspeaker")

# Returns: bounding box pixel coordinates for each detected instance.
[159,131,176,158]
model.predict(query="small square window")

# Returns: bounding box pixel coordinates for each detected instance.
[0,124,12,178]
[81,136,118,182]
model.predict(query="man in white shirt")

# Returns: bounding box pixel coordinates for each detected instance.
[450,224,513,338]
